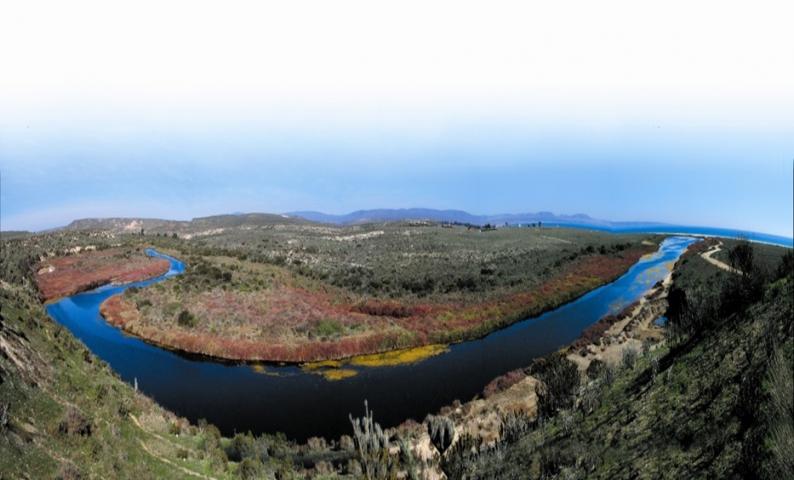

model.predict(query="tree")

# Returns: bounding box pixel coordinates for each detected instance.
[728,239,754,277]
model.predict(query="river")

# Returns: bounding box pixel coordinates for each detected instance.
[46,236,697,441]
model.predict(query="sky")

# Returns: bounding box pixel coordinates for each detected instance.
[1,0,793,237]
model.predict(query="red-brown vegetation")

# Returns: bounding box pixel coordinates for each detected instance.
[482,369,527,399]
[568,300,641,352]
[35,248,170,302]
[681,237,717,258]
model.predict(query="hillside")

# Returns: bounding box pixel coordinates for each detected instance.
[60,213,310,236]
[3,226,790,478]
[427,241,793,479]
[0,232,372,478]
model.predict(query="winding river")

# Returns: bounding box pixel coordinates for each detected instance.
[46,236,696,441]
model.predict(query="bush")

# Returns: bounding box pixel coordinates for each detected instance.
[58,406,92,436]
[499,411,534,443]
[586,359,606,380]
[177,309,196,328]
[56,463,83,480]
[774,250,793,280]
[530,354,580,418]
[441,433,485,479]
[313,319,344,339]
[621,347,638,370]
[237,457,263,479]
[578,383,602,414]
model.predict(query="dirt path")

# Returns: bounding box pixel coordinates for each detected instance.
[129,414,219,480]
[136,439,218,480]
[700,242,741,274]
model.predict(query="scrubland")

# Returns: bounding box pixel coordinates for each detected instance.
[107,223,656,361]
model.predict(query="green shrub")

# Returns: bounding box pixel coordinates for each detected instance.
[530,353,580,418]
[237,457,263,479]
[621,347,638,370]
[313,319,343,339]
[177,310,196,328]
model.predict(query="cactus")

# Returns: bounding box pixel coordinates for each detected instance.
[499,410,534,443]
[349,400,394,479]
[426,414,455,455]
[440,432,485,479]
[398,438,419,480]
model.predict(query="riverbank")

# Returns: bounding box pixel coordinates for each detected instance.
[98,245,655,363]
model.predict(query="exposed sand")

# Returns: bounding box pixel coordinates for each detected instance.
[567,270,671,372]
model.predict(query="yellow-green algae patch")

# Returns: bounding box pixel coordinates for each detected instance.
[302,359,343,370]
[319,368,358,381]
[348,344,449,367]
[249,363,284,377]
[300,344,449,381]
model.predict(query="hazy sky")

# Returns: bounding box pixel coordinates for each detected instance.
[1,0,793,236]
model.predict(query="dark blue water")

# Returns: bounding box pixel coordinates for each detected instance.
[46,238,696,441]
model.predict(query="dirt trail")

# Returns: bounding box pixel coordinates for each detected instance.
[700,242,741,274]
[129,414,219,480]
[135,439,217,480]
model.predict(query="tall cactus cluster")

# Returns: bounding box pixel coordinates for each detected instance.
[349,400,395,479]
[425,414,456,455]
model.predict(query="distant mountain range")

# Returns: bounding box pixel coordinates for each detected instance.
[287,208,664,229]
